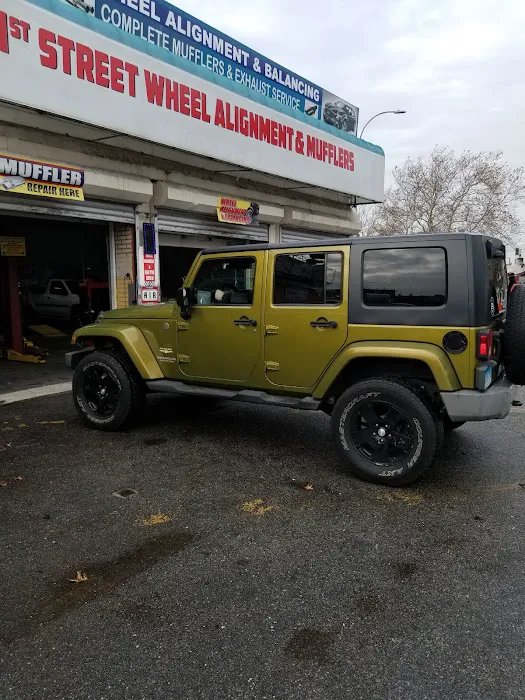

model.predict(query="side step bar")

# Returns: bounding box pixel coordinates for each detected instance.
[145,380,321,411]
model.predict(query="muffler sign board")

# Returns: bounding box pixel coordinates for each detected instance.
[0,0,385,201]
[0,153,85,200]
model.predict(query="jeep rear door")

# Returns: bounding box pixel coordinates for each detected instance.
[263,247,349,389]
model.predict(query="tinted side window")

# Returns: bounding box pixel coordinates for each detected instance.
[193,257,256,305]
[363,248,447,307]
[274,253,342,305]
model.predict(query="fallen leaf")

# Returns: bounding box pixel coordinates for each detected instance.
[290,478,314,491]
[140,513,171,526]
[69,570,88,583]
[14,476,23,481]
[241,499,273,515]
[0,480,8,488]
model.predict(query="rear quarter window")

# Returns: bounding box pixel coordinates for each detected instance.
[362,247,447,307]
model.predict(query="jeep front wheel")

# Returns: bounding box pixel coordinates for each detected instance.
[73,351,144,430]
[331,379,442,486]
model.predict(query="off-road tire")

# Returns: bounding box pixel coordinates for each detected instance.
[73,351,144,431]
[332,378,443,486]
[504,284,525,385]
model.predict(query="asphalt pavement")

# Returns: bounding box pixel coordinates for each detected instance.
[1,393,524,700]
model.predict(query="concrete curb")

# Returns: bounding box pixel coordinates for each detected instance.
[0,383,71,406]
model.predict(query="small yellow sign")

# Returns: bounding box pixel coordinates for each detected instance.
[217,197,259,225]
[0,236,26,257]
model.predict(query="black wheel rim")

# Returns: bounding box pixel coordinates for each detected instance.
[349,400,415,466]
[82,366,120,416]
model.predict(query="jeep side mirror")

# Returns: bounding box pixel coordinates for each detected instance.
[176,287,192,320]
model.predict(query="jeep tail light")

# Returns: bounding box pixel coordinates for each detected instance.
[477,329,493,360]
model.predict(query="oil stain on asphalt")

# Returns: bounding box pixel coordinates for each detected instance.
[2,533,195,645]
[284,629,336,663]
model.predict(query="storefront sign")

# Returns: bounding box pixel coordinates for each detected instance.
[140,286,159,303]
[45,0,359,135]
[0,0,385,201]
[142,252,156,283]
[0,154,85,201]
[0,236,26,256]
[217,197,259,226]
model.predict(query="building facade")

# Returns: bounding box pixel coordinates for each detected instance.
[0,0,385,357]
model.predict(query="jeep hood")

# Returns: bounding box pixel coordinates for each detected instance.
[100,304,175,320]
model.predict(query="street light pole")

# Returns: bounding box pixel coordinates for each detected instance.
[359,110,406,140]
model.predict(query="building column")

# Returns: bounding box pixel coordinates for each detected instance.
[113,223,136,308]
[268,223,281,244]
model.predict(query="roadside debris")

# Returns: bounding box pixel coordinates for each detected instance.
[290,478,314,491]
[69,570,89,583]
[241,499,273,515]
[377,491,423,505]
[0,475,24,487]
[139,513,171,526]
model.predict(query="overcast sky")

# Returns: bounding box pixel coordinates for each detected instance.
[173,0,525,187]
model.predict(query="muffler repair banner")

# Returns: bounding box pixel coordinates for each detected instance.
[0,153,85,200]
[0,0,385,201]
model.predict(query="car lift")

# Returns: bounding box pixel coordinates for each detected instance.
[0,255,48,363]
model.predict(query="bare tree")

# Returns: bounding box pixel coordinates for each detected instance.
[360,147,525,241]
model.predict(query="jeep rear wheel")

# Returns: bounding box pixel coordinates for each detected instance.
[332,379,442,486]
[73,351,144,431]
[504,284,525,385]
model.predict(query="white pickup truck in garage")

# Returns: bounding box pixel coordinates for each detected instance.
[27,279,83,324]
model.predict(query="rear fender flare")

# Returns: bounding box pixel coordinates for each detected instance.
[313,341,461,398]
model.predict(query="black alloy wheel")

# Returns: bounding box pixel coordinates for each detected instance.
[73,351,144,430]
[350,399,414,466]
[332,378,442,486]
[82,364,120,417]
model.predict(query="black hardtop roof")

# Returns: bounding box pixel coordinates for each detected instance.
[201,232,499,255]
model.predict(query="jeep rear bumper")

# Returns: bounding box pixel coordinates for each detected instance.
[440,376,516,422]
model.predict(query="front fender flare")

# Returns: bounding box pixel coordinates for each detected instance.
[313,341,461,398]
[74,324,163,380]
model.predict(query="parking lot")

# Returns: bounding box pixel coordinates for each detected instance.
[1,393,525,700]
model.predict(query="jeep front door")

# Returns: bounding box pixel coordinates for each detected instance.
[264,249,348,389]
[176,253,262,382]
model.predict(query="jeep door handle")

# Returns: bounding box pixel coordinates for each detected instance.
[310,319,338,329]
[234,317,257,327]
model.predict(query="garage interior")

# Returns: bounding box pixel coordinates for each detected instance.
[0,213,110,390]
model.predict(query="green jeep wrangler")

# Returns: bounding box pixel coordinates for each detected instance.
[67,233,524,486]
